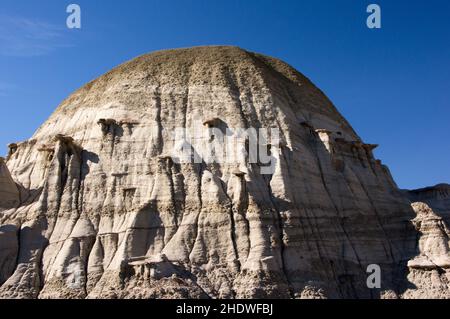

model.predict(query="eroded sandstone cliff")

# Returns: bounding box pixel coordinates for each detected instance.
[0,46,448,299]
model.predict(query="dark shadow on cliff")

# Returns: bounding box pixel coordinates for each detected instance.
[127,199,165,258]
[240,128,423,299]
[307,131,421,299]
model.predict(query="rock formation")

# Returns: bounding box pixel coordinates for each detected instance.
[407,184,450,226]
[402,184,450,298]
[0,157,20,210]
[0,46,448,299]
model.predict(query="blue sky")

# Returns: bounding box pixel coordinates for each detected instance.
[0,0,448,189]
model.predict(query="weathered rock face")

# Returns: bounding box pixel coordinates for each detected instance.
[401,185,450,298]
[0,157,20,210]
[403,202,449,298]
[407,184,450,226]
[0,46,448,299]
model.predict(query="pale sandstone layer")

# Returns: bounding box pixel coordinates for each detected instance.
[0,46,448,299]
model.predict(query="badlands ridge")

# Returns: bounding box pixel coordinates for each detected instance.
[0,46,448,299]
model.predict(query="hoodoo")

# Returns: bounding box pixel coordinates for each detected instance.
[0,46,448,299]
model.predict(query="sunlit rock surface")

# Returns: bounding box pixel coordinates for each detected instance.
[0,46,448,299]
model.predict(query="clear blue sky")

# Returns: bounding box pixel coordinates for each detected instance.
[0,0,449,189]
